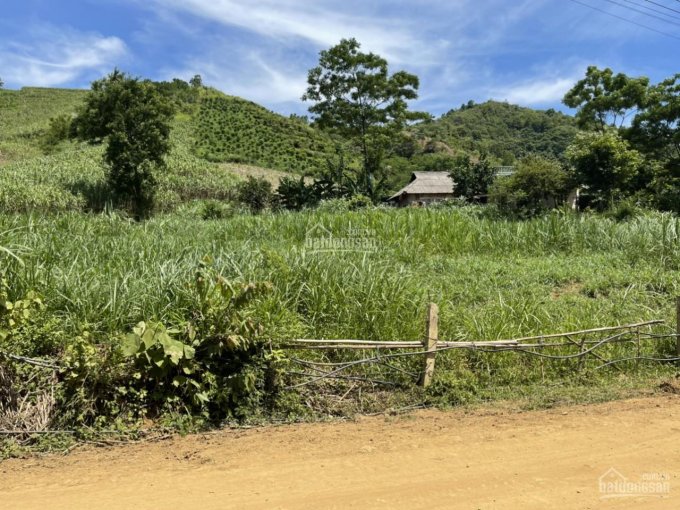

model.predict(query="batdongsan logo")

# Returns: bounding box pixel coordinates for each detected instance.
[304,223,379,254]
[598,468,670,499]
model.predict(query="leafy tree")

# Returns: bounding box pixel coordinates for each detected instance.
[629,74,680,212]
[563,66,648,132]
[302,38,427,201]
[489,156,571,217]
[73,70,174,219]
[236,176,273,213]
[189,74,203,88]
[565,131,643,207]
[631,74,680,159]
[0,77,3,88]
[449,154,495,200]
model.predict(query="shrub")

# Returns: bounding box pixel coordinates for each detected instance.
[236,176,273,213]
[200,200,233,220]
[40,114,73,154]
[489,155,571,218]
[276,176,316,211]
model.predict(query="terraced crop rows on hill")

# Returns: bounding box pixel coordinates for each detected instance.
[193,92,335,174]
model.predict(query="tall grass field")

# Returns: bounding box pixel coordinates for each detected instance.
[3,207,679,387]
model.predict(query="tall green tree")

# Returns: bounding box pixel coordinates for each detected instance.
[565,131,643,207]
[302,38,428,201]
[449,154,495,200]
[629,74,680,212]
[563,66,648,132]
[631,74,680,159]
[73,70,174,218]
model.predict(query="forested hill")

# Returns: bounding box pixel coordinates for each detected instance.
[414,101,578,163]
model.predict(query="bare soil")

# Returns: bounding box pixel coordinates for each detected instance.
[2,396,679,509]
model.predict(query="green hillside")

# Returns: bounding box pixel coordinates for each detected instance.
[0,87,87,162]
[0,86,583,211]
[0,88,239,212]
[414,101,578,163]
[193,89,336,174]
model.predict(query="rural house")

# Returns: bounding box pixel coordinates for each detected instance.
[388,171,456,206]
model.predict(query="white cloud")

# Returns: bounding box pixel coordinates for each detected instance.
[143,0,441,65]
[0,26,127,87]
[491,76,577,106]
[172,52,307,105]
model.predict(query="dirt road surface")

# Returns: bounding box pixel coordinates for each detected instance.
[2,396,679,509]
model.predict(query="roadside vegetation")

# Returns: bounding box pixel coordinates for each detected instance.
[0,42,679,456]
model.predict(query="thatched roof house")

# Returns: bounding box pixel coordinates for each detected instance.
[388,171,455,206]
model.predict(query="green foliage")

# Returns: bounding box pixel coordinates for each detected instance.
[276,176,317,211]
[1,207,679,432]
[414,101,578,163]
[153,78,200,113]
[40,114,73,154]
[563,66,649,131]
[193,90,336,173]
[189,75,203,88]
[605,198,640,222]
[489,156,571,218]
[200,200,234,220]
[565,131,643,207]
[74,70,175,218]
[0,277,46,346]
[303,38,428,201]
[118,262,273,418]
[237,176,273,213]
[449,154,495,200]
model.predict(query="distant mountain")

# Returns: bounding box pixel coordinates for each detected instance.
[413,100,578,163]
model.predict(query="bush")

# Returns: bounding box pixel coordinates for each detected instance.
[200,200,233,220]
[237,176,273,213]
[276,176,317,211]
[605,199,640,222]
[489,155,571,218]
[40,114,73,154]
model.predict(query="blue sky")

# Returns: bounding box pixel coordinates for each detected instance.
[1,0,679,116]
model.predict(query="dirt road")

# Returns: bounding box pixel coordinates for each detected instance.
[2,396,678,509]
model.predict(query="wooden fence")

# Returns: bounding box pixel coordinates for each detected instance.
[283,299,680,388]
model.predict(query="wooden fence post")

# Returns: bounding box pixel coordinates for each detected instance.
[676,297,680,362]
[420,303,438,388]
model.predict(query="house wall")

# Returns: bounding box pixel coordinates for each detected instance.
[399,193,454,206]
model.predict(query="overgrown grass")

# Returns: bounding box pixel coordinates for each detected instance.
[0,118,239,212]
[3,207,678,339]
[0,87,87,162]
[1,206,679,443]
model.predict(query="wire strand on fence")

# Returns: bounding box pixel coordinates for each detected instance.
[284,328,679,389]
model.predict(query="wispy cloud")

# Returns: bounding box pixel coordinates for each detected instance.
[170,50,308,105]
[490,76,577,106]
[0,26,127,87]
[143,0,434,64]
